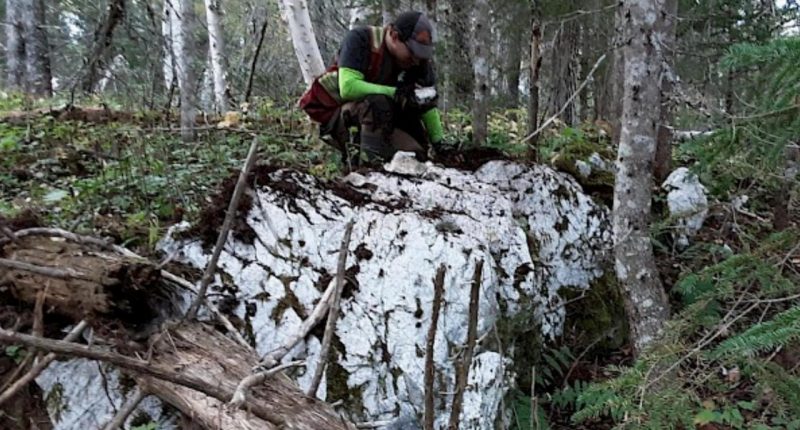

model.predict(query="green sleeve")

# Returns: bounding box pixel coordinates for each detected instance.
[338,67,396,101]
[422,108,444,144]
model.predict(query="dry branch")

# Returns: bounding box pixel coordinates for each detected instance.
[0,326,286,425]
[259,276,338,368]
[424,265,446,430]
[102,387,147,430]
[186,137,259,320]
[447,260,483,430]
[0,321,88,407]
[0,257,97,282]
[522,53,607,143]
[307,219,355,398]
[1,227,251,349]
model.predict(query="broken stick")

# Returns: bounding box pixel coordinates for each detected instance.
[102,387,147,430]
[0,321,88,407]
[307,219,355,397]
[186,137,259,320]
[424,265,446,430]
[447,260,483,430]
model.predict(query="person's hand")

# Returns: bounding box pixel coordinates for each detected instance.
[414,87,438,111]
[394,84,419,110]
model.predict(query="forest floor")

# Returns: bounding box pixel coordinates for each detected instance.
[1,100,798,429]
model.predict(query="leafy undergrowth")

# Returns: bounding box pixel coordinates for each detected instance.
[3,94,798,429]
[0,99,340,253]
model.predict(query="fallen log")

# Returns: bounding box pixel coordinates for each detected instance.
[0,234,355,429]
[0,236,168,324]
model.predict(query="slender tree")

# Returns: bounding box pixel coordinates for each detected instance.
[472,0,491,144]
[445,0,473,107]
[280,0,325,86]
[613,0,671,355]
[20,0,52,96]
[82,0,126,93]
[204,0,231,113]
[5,0,25,91]
[167,0,197,141]
[381,0,399,25]
[653,0,678,182]
[527,0,542,140]
[162,0,177,94]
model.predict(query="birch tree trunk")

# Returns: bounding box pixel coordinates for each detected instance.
[20,0,52,97]
[4,0,25,91]
[613,0,670,355]
[81,0,126,94]
[173,0,197,141]
[471,0,491,145]
[204,0,230,113]
[279,0,325,86]
[162,0,177,94]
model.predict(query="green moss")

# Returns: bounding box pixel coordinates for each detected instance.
[560,271,629,352]
[325,336,365,416]
[271,276,305,323]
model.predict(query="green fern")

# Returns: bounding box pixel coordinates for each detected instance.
[712,306,800,358]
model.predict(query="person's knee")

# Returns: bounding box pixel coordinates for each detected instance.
[362,94,394,128]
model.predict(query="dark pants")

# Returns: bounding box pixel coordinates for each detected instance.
[320,94,429,165]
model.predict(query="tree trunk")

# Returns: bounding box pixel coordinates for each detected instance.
[348,4,369,29]
[0,235,356,430]
[608,4,625,144]
[653,0,678,182]
[162,0,177,97]
[382,0,399,25]
[424,0,437,20]
[173,0,197,142]
[504,4,526,109]
[548,21,580,126]
[140,324,356,430]
[527,2,542,143]
[81,0,126,94]
[20,0,52,97]
[471,0,491,145]
[446,0,473,108]
[204,0,230,114]
[4,0,25,91]
[613,0,670,355]
[279,0,325,86]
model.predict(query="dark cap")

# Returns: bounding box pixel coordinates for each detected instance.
[393,11,434,60]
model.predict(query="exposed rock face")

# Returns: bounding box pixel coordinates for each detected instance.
[36,357,178,429]
[152,156,612,428]
[662,167,709,248]
[151,155,611,428]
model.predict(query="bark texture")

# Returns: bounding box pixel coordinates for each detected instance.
[174,0,197,141]
[471,0,491,145]
[653,0,679,182]
[5,0,25,91]
[613,0,671,354]
[204,0,230,113]
[445,0,473,107]
[0,235,355,429]
[20,0,52,96]
[548,21,580,126]
[280,0,325,86]
[527,3,542,143]
[81,0,126,93]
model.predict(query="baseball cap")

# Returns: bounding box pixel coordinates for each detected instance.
[393,11,434,60]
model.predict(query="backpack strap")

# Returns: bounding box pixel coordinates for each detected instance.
[365,26,386,82]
